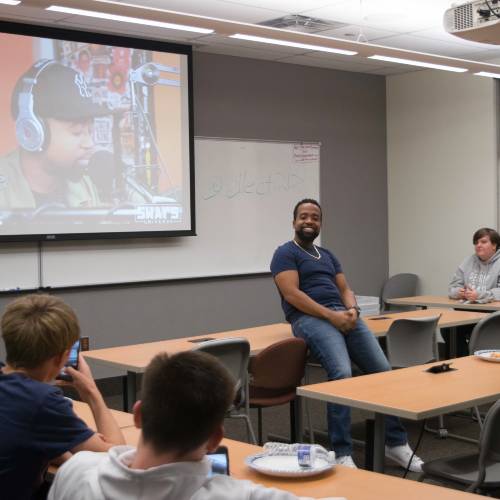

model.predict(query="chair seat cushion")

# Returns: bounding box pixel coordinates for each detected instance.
[249,386,296,407]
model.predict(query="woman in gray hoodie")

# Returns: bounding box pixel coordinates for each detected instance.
[446,227,500,356]
[449,227,500,303]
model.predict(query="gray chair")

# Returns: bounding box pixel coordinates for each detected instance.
[194,337,257,444]
[380,273,419,312]
[469,311,500,353]
[419,399,500,494]
[385,315,440,368]
[467,311,500,429]
[385,314,451,441]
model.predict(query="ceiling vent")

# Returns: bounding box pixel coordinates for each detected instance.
[259,15,346,34]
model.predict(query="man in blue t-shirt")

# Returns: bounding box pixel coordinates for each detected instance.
[270,199,423,471]
[0,294,125,500]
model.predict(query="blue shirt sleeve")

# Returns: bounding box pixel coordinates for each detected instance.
[324,248,343,275]
[32,388,94,460]
[270,244,297,276]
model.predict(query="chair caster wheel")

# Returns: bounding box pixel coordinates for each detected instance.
[437,428,448,439]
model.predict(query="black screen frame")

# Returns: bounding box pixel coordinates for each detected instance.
[0,20,196,242]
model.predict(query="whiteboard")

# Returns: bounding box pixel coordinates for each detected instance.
[0,243,39,291]
[10,138,320,288]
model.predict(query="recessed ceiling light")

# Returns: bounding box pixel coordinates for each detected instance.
[368,55,467,73]
[46,5,214,34]
[230,33,357,56]
[474,71,500,79]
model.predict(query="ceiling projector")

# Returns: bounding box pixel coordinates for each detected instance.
[444,0,500,44]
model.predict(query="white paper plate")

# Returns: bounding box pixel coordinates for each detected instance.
[474,350,500,363]
[245,453,334,477]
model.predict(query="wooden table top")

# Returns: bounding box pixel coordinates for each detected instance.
[297,355,500,420]
[72,400,134,429]
[119,428,483,500]
[84,309,486,373]
[364,308,487,337]
[83,323,292,372]
[386,295,500,311]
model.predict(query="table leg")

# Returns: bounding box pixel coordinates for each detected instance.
[449,326,457,358]
[293,396,303,442]
[122,375,128,412]
[373,413,385,473]
[126,371,137,413]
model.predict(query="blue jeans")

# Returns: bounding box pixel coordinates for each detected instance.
[292,313,408,457]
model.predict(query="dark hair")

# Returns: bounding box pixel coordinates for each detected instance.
[140,351,235,455]
[1,294,79,369]
[293,198,322,220]
[473,227,500,250]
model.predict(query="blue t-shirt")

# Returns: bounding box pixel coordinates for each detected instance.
[270,240,345,323]
[0,372,94,500]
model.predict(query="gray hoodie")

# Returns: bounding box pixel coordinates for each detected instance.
[448,249,500,302]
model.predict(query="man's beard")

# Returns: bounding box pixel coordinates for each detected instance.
[295,227,319,243]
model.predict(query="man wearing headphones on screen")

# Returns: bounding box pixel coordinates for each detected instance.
[0,59,110,209]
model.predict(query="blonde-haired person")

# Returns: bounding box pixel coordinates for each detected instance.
[0,294,125,500]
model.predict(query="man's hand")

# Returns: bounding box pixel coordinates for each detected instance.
[345,308,358,329]
[457,288,467,299]
[327,310,356,333]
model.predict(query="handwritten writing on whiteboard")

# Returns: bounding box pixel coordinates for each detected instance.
[293,143,320,164]
[202,169,306,200]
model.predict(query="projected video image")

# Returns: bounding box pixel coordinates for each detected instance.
[0,27,193,239]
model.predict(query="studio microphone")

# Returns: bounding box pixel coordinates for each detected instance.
[86,150,117,204]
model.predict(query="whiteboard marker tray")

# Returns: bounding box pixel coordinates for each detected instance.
[245,453,334,477]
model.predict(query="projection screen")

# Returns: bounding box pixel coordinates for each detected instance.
[0,22,194,241]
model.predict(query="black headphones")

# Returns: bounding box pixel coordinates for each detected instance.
[15,59,56,153]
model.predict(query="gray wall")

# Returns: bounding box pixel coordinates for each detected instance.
[0,53,388,368]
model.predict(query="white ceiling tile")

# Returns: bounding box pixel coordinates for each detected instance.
[225,0,345,13]
[100,0,288,23]
[318,24,400,42]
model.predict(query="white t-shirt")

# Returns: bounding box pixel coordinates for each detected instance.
[48,446,346,500]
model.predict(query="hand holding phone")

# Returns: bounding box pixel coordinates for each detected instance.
[56,339,80,381]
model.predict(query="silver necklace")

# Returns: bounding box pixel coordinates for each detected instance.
[292,239,321,260]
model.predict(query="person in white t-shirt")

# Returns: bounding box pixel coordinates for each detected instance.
[48,350,345,500]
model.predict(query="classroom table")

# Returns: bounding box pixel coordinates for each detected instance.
[72,399,134,429]
[118,427,484,500]
[297,355,500,473]
[84,323,292,411]
[84,309,487,412]
[386,294,500,311]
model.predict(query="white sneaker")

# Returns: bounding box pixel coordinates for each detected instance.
[385,443,424,472]
[336,455,358,468]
